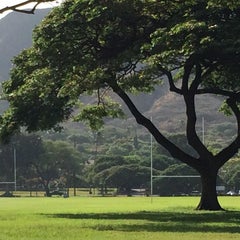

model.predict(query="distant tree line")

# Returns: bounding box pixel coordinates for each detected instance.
[0,125,239,196]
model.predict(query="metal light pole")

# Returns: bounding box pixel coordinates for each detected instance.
[150,117,153,202]
[202,117,205,144]
[150,133,153,199]
[13,146,17,192]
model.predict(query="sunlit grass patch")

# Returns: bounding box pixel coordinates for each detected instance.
[0,197,240,239]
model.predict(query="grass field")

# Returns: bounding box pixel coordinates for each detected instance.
[0,196,240,240]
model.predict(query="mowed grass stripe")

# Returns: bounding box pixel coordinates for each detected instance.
[0,197,240,240]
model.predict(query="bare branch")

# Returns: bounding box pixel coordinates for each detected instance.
[12,2,40,14]
[0,1,55,14]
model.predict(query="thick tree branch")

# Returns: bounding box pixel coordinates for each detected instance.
[196,88,240,99]
[184,64,212,159]
[181,57,195,92]
[157,65,182,94]
[215,98,240,167]
[189,63,202,92]
[109,80,200,169]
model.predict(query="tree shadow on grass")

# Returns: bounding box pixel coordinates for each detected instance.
[44,210,240,233]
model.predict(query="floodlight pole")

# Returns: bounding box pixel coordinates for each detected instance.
[13,146,17,192]
[150,117,153,201]
[202,117,205,144]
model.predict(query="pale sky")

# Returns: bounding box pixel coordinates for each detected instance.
[0,0,63,19]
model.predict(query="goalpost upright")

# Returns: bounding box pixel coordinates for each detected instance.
[0,146,17,192]
[149,117,204,197]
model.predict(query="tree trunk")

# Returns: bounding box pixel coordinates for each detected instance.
[196,170,223,210]
[43,183,51,197]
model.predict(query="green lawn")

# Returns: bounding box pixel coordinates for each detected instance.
[0,196,240,240]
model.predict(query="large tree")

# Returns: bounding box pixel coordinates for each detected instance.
[29,140,83,196]
[1,0,240,210]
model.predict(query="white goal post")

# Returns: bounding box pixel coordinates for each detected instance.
[0,146,17,192]
[0,182,16,193]
[149,118,201,196]
[150,175,200,196]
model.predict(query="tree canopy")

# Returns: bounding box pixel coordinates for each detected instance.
[1,0,240,210]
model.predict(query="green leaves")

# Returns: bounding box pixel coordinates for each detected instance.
[1,0,240,140]
[75,100,125,130]
[207,0,240,10]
